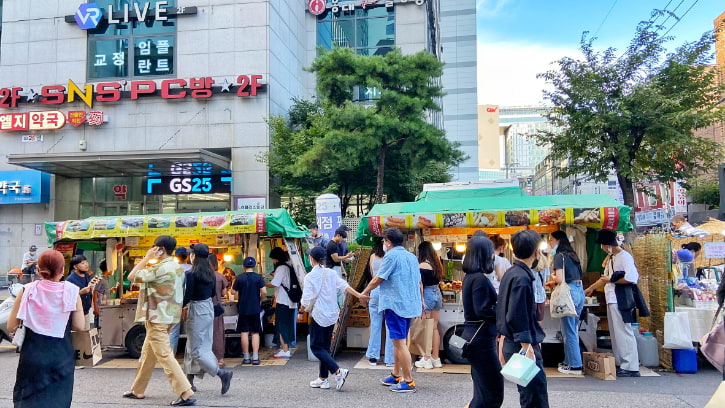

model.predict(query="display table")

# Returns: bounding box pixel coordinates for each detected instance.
[674,305,720,342]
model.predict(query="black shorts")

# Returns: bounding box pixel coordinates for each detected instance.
[236,313,262,334]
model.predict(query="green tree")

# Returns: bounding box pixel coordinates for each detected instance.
[689,180,720,209]
[537,19,724,228]
[307,47,465,203]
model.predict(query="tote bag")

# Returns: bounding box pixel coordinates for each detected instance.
[550,257,577,318]
[407,317,434,356]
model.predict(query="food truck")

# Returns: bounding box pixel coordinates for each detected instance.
[44,209,307,357]
[356,187,633,363]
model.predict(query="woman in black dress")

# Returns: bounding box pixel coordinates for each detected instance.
[8,250,86,408]
[462,236,504,408]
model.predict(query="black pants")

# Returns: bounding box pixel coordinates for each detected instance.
[503,339,549,408]
[467,335,504,408]
[309,318,339,379]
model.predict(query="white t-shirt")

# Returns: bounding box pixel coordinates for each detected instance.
[271,264,297,308]
[301,265,350,327]
[603,250,639,304]
[492,256,511,292]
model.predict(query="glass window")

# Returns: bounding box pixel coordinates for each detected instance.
[317,4,395,57]
[88,0,176,80]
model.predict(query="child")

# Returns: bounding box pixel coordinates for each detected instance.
[231,257,267,365]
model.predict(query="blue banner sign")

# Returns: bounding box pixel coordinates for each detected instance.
[0,170,51,204]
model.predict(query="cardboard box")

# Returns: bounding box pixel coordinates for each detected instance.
[348,306,370,327]
[346,326,370,348]
[583,352,616,380]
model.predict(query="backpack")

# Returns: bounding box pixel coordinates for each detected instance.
[281,263,303,303]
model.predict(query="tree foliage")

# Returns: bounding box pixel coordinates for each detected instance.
[263,48,464,219]
[537,17,725,227]
[689,181,720,209]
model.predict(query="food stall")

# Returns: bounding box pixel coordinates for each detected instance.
[44,209,307,358]
[356,188,633,363]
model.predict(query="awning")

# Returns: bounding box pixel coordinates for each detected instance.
[7,149,230,178]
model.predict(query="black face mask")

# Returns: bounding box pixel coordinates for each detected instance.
[531,259,539,270]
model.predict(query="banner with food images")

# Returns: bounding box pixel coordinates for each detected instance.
[365,206,625,234]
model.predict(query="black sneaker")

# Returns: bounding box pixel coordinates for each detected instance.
[219,369,233,394]
[252,359,260,365]
[369,358,378,366]
[616,369,641,377]
[243,358,252,365]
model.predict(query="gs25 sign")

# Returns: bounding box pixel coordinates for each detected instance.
[144,176,232,195]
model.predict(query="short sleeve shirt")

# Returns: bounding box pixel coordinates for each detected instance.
[376,246,422,318]
[604,250,639,304]
[553,253,583,282]
[66,272,92,314]
[325,241,341,268]
[233,272,266,315]
[271,264,297,308]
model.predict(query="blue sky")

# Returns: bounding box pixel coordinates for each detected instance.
[477,0,724,106]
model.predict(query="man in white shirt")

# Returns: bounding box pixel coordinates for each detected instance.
[585,230,640,377]
[21,245,39,281]
[301,247,368,391]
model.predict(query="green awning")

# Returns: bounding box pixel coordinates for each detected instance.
[416,187,526,201]
[358,193,632,241]
[45,208,306,245]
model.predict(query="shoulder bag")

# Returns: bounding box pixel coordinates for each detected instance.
[449,321,484,360]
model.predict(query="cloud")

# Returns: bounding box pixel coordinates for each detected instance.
[477,0,512,17]
[477,41,580,106]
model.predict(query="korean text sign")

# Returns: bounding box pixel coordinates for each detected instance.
[0,170,51,204]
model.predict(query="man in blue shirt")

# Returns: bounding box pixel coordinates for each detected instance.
[361,228,421,393]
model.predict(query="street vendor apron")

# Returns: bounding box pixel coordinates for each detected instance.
[183,299,218,378]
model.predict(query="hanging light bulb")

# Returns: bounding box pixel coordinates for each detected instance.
[223,253,234,263]
[455,242,466,253]
[432,241,442,251]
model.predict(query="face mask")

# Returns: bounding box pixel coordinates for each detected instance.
[383,243,389,253]
[552,245,558,254]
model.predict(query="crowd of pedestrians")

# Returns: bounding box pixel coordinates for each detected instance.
[7,225,646,408]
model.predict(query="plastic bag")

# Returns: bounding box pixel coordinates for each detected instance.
[663,311,694,349]
[550,281,577,318]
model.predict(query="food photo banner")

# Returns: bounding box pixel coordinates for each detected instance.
[366,207,627,236]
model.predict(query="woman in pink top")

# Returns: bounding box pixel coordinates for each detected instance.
[8,250,86,408]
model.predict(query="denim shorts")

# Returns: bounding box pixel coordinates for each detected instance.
[423,285,443,311]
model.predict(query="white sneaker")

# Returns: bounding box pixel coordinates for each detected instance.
[385,363,395,367]
[414,358,431,368]
[335,368,349,391]
[274,350,292,359]
[432,358,443,368]
[310,378,330,389]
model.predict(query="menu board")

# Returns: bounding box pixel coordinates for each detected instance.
[54,213,269,240]
[367,206,622,234]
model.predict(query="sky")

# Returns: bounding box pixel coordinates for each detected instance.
[476,0,724,107]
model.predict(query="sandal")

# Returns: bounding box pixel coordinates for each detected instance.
[170,396,196,406]
[122,391,145,400]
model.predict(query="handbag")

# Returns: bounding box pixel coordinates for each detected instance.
[12,323,26,352]
[500,344,541,386]
[449,321,484,360]
[701,305,725,372]
[550,255,577,318]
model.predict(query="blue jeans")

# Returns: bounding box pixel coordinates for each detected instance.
[169,322,181,354]
[365,299,394,364]
[561,281,585,367]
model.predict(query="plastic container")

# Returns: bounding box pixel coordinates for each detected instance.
[631,323,641,338]
[672,348,698,373]
[637,332,659,367]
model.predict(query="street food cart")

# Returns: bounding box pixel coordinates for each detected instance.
[356,187,633,363]
[44,209,307,357]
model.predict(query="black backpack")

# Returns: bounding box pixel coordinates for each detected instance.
[281,263,303,303]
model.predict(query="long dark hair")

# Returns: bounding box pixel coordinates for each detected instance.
[462,236,495,275]
[682,242,702,252]
[190,244,215,285]
[418,241,444,280]
[371,238,385,258]
[551,230,581,265]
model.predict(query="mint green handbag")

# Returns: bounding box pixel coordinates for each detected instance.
[500,345,540,386]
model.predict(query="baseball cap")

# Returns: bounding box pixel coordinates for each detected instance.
[335,229,348,239]
[243,257,257,268]
[307,246,326,262]
[175,247,189,257]
[29,245,37,251]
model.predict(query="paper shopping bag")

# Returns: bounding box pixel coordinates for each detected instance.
[705,381,725,408]
[406,317,434,357]
[500,353,540,386]
[583,352,616,380]
[72,328,102,367]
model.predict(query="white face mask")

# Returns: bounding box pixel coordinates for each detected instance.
[383,242,390,253]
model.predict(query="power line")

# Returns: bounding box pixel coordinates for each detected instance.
[657,0,686,30]
[661,0,700,37]
[593,0,619,38]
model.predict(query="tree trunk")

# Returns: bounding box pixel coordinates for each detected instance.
[375,147,386,204]
[616,172,637,243]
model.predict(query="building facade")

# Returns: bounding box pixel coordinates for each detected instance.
[0,0,451,271]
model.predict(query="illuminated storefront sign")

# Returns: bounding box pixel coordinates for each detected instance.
[0,75,265,109]
[144,175,232,195]
[0,170,51,204]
